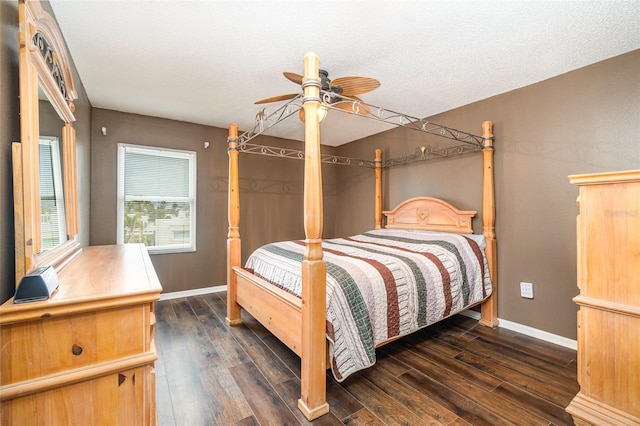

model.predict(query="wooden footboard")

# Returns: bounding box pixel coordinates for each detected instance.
[233,267,302,356]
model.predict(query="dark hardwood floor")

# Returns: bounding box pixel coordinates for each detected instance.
[155,292,578,426]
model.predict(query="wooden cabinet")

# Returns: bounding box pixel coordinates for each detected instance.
[566,170,640,425]
[1,244,162,426]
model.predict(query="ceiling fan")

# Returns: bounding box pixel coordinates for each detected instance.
[255,69,380,121]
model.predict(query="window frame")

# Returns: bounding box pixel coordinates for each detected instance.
[116,143,197,254]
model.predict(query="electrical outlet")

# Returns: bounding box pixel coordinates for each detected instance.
[520,282,534,299]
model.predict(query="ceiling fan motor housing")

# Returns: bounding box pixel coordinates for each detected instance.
[319,69,342,104]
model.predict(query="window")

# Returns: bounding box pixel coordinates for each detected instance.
[39,136,67,251]
[117,144,196,254]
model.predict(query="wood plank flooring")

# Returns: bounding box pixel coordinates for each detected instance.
[155,292,578,425]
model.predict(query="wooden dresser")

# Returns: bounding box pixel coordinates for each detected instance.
[0,244,162,426]
[566,170,640,425]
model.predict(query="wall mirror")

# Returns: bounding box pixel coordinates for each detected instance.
[13,0,79,285]
[39,93,67,251]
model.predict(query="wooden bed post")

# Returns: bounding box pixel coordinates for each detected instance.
[226,123,242,326]
[297,52,330,420]
[480,120,499,327]
[375,148,382,229]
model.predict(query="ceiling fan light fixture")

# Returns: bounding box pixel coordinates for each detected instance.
[318,104,329,122]
[298,104,329,123]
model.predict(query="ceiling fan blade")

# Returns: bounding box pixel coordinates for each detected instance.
[283,72,303,85]
[254,93,299,104]
[331,76,380,96]
[331,95,371,116]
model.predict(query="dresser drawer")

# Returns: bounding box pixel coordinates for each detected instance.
[1,304,150,385]
[1,365,153,426]
[578,179,640,306]
[578,306,640,418]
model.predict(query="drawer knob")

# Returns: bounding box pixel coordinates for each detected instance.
[71,344,83,356]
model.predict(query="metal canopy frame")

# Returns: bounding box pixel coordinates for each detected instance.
[232,91,486,169]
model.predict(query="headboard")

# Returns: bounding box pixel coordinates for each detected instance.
[383,197,476,234]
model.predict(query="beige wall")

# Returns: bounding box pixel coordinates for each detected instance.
[90,109,339,293]
[0,1,91,304]
[0,1,20,303]
[334,50,640,339]
[91,109,227,293]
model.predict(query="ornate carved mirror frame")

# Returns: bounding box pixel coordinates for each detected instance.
[13,0,80,285]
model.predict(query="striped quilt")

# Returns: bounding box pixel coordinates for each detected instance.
[244,228,493,381]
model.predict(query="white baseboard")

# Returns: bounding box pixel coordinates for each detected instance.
[160,285,227,301]
[460,310,577,350]
[160,286,577,351]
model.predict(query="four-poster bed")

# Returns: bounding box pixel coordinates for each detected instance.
[226,52,497,420]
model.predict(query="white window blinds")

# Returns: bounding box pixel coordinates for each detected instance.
[117,144,196,253]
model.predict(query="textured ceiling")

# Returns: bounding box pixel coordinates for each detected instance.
[49,1,640,146]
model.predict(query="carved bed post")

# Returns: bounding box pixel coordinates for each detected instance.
[480,120,499,327]
[226,123,242,326]
[375,148,382,229]
[298,52,330,420]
